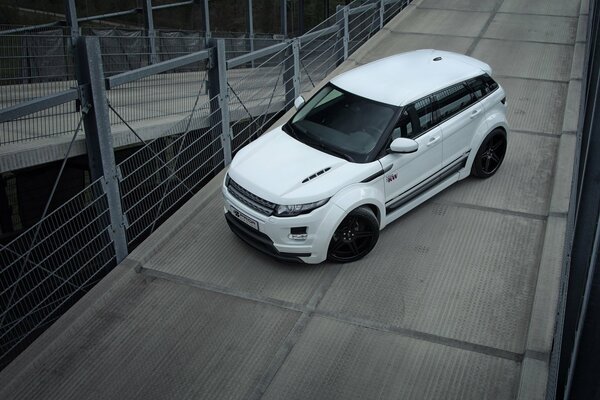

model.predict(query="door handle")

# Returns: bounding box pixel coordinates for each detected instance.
[427,136,440,146]
[469,109,481,119]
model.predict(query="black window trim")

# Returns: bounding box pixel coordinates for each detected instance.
[377,73,500,159]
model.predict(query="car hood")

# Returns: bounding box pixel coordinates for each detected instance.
[228,127,381,204]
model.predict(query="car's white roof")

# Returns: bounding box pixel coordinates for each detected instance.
[330,49,492,107]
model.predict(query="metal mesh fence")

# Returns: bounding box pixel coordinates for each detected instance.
[0,178,116,366]
[227,44,291,153]
[116,94,223,245]
[0,28,78,144]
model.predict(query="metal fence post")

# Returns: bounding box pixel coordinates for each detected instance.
[203,0,211,42]
[75,36,128,263]
[247,0,255,54]
[141,0,158,64]
[207,39,232,165]
[343,6,349,61]
[335,5,349,66]
[379,0,385,29]
[280,0,288,37]
[284,40,300,109]
[65,0,79,44]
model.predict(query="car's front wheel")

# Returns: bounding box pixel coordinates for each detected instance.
[327,206,379,263]
[471,129,507,178]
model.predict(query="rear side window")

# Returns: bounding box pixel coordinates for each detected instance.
[466,74,499,100]
[433,83,474,122]
[466,77,488,100]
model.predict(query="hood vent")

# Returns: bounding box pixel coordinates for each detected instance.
[302,167,331,183]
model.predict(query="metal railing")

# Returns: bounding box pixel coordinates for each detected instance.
[0,0,411,368]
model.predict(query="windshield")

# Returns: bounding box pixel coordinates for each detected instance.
[285,84,397,163]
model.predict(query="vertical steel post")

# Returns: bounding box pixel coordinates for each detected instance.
[141,0,158,64]
[203,0,211,41]
[298,0,305,35]
[247,0,255,54]
[343,6,349,60]
[75,37,128,263]
[334,5,347,66]
[207,39,232,165]
[379,0,385,29]
[65,0,79,44]
[284,40,300,109]
[280,0,288,37]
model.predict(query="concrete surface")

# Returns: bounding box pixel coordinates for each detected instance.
[0,0,585,399]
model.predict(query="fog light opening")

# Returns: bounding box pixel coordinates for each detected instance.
[289,226,308,240]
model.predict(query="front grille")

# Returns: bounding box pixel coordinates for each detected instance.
[227,178,277,216]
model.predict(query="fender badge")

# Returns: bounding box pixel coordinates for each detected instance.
[386,173,398,183]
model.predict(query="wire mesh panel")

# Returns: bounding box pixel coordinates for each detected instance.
[347,2,380,56]
[157,30,205,62]
[298,19,341,94]
[92,28,149,76]
[227,44,292,154]
[106,65,208,126]
[117,94,223,246]
[0,29,78,144]
[0,178,116,367]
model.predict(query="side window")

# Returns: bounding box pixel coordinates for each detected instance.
[391,97,433,141]
[434,83,474,122]
[481,74,499,92]
[466,77,488,101]
[415,97,434,132]
[391,107,415,140]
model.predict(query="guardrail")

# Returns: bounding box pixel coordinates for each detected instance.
[0,0,411,369]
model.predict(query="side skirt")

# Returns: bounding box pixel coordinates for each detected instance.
[383,171,462,227]
[385,153,469,213]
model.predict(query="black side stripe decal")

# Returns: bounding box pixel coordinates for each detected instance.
[386,154,469,212]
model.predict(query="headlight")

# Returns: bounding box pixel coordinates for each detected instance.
[274,198,329,217]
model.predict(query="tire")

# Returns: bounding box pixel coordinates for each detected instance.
[327,206,379,263]
[471,129,507,178]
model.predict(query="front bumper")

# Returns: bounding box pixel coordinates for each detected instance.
[222,185,345,264]
[224,212,310,263]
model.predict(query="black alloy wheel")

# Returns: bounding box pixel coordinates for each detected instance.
[327,206,379,263]
[471,129,507,178]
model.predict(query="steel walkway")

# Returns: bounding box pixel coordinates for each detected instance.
[0,0,587,398]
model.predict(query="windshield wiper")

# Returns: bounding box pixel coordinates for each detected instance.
[306,138,354,162]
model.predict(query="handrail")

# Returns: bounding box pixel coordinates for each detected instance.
[0,88,80,123]
[105,49,212,89]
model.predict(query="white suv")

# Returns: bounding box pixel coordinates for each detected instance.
[222,49,508,264]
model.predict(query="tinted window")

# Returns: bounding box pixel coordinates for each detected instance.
[466,77,488,100]
[415,97,434,132]
[481,74,499,92]
[434,83,474,122]
[467,74,499,100]
[289,84,397,162]
[391,97,433,140]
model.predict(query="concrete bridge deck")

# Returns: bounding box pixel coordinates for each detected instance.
[0,0,587,398]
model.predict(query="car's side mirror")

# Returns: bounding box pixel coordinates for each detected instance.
[294,96,305,110]
[390,137,418,153]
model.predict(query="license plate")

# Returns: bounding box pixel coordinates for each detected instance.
[230,206,259,230]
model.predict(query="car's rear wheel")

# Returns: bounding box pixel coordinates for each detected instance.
[471,129,507,178]
[327,206,379,263]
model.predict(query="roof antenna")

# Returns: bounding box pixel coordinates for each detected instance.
[433,56,442,61]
